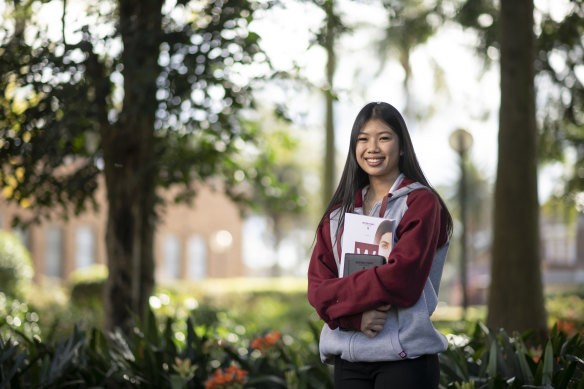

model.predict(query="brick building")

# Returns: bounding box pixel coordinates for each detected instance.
[0,178,244,282]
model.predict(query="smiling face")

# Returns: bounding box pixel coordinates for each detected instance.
[355,119,401,183]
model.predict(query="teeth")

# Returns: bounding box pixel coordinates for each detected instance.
[368,159,382,162]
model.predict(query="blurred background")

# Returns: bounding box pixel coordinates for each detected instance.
[0,0,583,386]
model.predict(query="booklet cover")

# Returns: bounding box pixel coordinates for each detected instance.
[343,253,386,277]
[340,213,395,277]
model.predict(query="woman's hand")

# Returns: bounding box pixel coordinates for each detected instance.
[360,304,391,338]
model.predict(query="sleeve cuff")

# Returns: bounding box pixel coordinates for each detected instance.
[337,313,363,331]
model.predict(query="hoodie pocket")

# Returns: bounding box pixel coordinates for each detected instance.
[345,309,408,362]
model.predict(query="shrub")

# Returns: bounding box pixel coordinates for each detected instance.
[439,321,584,388]
[546,292,584,332]
[151,279,318,346]
[0,309,332,388]
[0,230,33,298]
[0,292,41,340]
[69,264,107,307]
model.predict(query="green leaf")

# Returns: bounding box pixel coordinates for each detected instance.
[542,340,554,386]
[557,361,578,389]
[487,338,498,389]
[1,346,28,385]
[515,339,535,384]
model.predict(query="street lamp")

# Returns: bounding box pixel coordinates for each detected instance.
[449,128,473,319]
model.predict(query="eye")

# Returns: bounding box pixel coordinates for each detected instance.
[357,136,368,142]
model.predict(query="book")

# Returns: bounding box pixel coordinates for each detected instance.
[340,213,395,277]
[343,253,386,276]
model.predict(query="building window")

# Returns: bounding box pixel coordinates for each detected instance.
[187,234,207,280]
[75,225,95,269]
[543,223,576,266]
[46,226,63,278]
[13,225,30,250]
[163,234,181,280]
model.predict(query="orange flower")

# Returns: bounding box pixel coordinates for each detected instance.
[556,319,576,334]
[251,330,281,351]
[533,354,541,364]
[228,366,248,380]
[264,331,281,346]
[204,380,217,389]
[250,337,265,350]
[204,366,248,388]
[214,369,226,384]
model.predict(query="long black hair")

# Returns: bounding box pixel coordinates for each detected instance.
[320,102,453,239]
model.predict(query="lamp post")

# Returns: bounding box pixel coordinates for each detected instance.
[449,128,473,319]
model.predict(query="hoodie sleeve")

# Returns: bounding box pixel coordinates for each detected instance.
[307,212,364,330]
[307,189,448,330]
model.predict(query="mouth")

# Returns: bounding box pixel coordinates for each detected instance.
[365,157,384,166]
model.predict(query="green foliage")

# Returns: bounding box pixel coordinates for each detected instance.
[536,1,584,200]
[69,264,107,307]
[0,308,332,388]
[454,0,499,60]
[439,322,584,389]
[3,279,584,388]
[0,0,296,221]
[151,279,317,343]
[0,0,277,218]
[381,0,447,57]
[3,303,584,388]
[0,230,33,298]
[0,292,41,341]
[546,293,584,333]
[222,118,307,217]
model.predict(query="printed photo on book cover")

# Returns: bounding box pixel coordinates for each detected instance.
[340,213,395,277]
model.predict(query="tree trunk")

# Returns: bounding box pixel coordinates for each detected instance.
[101,0,162,332]
[323,0,336,211]
[487,0,547,336]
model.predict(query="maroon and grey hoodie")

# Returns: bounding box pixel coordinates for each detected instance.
[308,174,450,363]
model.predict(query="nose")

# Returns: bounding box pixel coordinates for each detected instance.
[367,139,380,152]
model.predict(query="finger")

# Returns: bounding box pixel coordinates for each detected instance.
[370,317,387,326]
[371,326,384,333]
[376,304,391,312]
[365,329,377,338]
[371,312,388,322]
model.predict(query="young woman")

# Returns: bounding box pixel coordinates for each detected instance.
[307,102,453,388]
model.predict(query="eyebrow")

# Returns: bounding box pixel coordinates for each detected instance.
[358,130,394,136]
